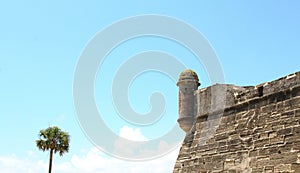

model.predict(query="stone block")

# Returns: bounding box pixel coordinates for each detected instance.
[291,163,300,172]
[274,164,292,172]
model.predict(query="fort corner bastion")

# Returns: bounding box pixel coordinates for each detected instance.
[174,70,300,173]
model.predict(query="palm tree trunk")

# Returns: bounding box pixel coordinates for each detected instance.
[49,149,53,173]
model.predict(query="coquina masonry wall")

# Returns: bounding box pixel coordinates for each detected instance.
[174,71,300,173]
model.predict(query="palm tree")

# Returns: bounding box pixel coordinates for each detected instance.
[36,126,70,173]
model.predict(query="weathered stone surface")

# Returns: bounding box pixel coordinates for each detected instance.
[174,71,300,173]
[177,69,200,132]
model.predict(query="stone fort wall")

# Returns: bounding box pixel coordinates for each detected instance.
[174,71,300,172]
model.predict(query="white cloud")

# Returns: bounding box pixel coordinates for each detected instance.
[113,126,181,161]
[0,154,47,173]
[0,147,180,173]
[70,146,180,173]
[119,126,147,141]
[0,126,182,173]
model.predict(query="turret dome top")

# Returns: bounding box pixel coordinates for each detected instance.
[177,69,199,85]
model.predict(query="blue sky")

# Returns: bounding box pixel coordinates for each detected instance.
[1,1,300,172]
